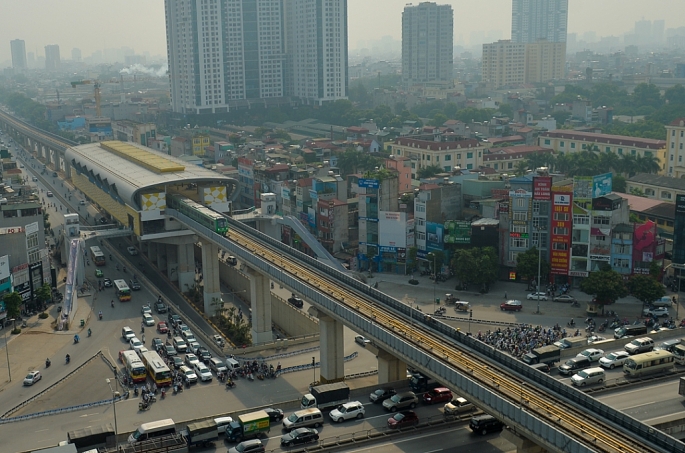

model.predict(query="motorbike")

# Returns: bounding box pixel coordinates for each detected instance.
[138,401,150,411]
[88,328,92,337]
[161,388,166,399]
[73,335,80,344]
[225,379,235,389]
[46,358,51,368]
[571,301,580,307]
[66,355,70,364]
[98,312,103,320]
[566,320,576,328]
[134,386,139,397]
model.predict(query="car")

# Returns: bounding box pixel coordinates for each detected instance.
[387,411,419,429]
[280,427,319,447]
[169,314,181,326]
[598,351,630,369]
[130,279,141,291]
[154,301,167,313]
[185,353,200,368]
[196,347,212,363]
[156,321,168,334]
[587,335,606,344]
[469,414,504,435]
[179,365,197,384]
[500,300,523,311]
[171,356,183,369]
[642,306,669,318]
[141,304,151,315]
[526,292,548,301]
[103,278,113,288]
[355,335,371,346]
[650,326,672,334]
[151,338,163,350]
[46,191,53,197]
[209,357,228,374]
[23,370,42,386]
[79,200,86,205]
[32,176,38,182]
[212,334,225,348]
[129,338,143,351]
[99,217,108,224]
[173,337,187,353]
[163,344,177,357]
[369,388,396,403]
[143,313,155,327]
[553,294,577,303]
[576,348,604,362]
[228,439,265,453]
[264,407,284,422]
[121,327,135,341]
[443,397,474,415]
[95,269,103,278]
[288,294,304,308]
[179,324,190,333]
[182,330,195,342]
[383,391,418,412]
[194,362,213,381]
[127,246,138,256]
[530,363,551,373]
[329,401,365,423]
[656,339,682,352]
[19,164,23,168]
[187,340,201,353]
[423,387,453,405]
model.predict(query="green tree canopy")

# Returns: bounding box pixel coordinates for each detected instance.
[515,247,550,282]
[3,292,21,320]
[417,164,443,179]
[579,265,629,306]
[450,247,499,289]
[628,275,666,306]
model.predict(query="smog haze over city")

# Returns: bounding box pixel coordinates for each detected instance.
[1,0,684,65]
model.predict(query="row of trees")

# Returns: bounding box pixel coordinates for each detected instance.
[518,150,659,179]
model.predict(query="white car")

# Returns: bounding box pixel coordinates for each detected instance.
[587,335,606,344]
[130,337,144,351]
[576,348,604,362]
[194,362,213,381]
[185,353,200,368]
[598,351,630,369]
[141,304,152,315]
[355,335,371,346]
[122,326,136,341]
[127,246,139,256]
[642,306,669,318]
[329,401,365,422]
[187,340,201,353]
[24,370,42,386]
[526,292,548,301]
[143,313,155,326]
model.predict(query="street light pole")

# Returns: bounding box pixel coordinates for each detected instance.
[106,376,119,451]
[4,318,14,382]
[431,253,437,313]
[537,245,542,314]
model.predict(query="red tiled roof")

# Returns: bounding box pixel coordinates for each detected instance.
[347,126,369,133]
[539,130,666,149]
[483,146,552,161]
[394,137,481,150]
[669,118,685,126]
[488,135,525,145]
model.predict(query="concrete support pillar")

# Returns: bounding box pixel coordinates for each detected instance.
[200,240,221,315]
[502,430,545,453]
[167,244,178,282]
[177,242,194,292]
[377,348,406,384]
[157,243,168,273]
[318,313,344,383]
[246,267,272,344]
[148,242,158,266]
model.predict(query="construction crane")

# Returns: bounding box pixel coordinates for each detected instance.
[70,79,108,117]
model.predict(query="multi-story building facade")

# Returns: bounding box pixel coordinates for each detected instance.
[525,40,566,84]
[388,137,489,176]
[316,198,348,254]
[665,118,685,178]
[165,0,286,114]
[627,173,685,202]
[414,181,461,259]
[539,131,667,172]
[511,0,568,44]
[44,44,60,72]
[284,0,348,104]
[482,145,552,174]
[611,223,633,275]
[356,175,399,271]
[10,39,27,72]
[112,120,156,146]
[481,39,565,89]
[401,2,453,87]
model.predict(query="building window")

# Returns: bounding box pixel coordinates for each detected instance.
[544,139,550,145]
[560,141,565,147]
[509,251,519,263]
[445,155,451,161]
[511,237,528,248]
[571,143,576,149]
[618,148,623,154]
[513,211,528,221]
[573,215,589,224]
[553,212,569,221]
[552,242,568,251]
[516,198,525,207]
[553,227,568,235]
[662,191,672,199]
[511,224,528,233]
[612,258,630,268]
[467,152,473,159]
[593,216,610,226]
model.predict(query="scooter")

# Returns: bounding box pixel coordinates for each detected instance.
[66,354,71,364]
[88,328,92,337]
[73,335,80,344]
[138,401,150,411]
[226,379,235,388]
[46,358,51,368]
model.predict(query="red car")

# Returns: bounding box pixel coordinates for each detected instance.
[500,300,523,312]
[388,411,419,429]
[157,321,169,334]
[422,387,452,405]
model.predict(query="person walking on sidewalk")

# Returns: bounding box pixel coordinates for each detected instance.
[504,291,508,299]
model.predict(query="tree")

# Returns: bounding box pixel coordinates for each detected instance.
[417,164,443,179]
[665,84,685,105]
[35,284,52,309]
[613,175,627,193]
[451,249,478,286]
[3,292,21,320]
[407,247,418,273]
[450,248,498,292]
[515,247,550,283]
[514,160,528,176]
[631,83,663,110]
[580,265,629,307]
[427,251,445,274]
[628,275,666,308]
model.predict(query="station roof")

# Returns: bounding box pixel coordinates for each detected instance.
[65,141,238,208]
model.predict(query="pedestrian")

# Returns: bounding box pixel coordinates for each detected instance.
[504,291,507,299]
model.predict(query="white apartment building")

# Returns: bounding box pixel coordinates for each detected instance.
[165,0,285,114]
[284,0,348,105]
[481,39,565,89]
[511,0,568,44]
[666,118,685,178]
[401,2,453,86]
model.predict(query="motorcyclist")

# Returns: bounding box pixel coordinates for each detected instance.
[98,311,103,320]
[569,318,575,327]
[46,358,51,367]
[66,354,70,363]
[88,328,92,337]
[74,334,79,343]
[111,299,114,307]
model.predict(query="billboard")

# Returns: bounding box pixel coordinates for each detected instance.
[0,255,9,281]
[533,176,552,200]
[444,220,471,244]
[379,211,407,248]
[551,187,573,275]
[573,176,592,202]
[357,178,379,189]
[592,173,613,198]
[426,222,444,251]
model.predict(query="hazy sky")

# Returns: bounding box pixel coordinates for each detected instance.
[2,0,685,64]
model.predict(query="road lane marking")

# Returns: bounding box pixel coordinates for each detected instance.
[35,429,49,433]
[623,401,656,410]
[79,413,100,418]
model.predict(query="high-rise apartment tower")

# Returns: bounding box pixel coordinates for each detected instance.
[511,0,568,43]
[10,39,27,71]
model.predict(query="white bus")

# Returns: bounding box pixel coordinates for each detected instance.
[127,418,176,443]
[120,350,146,383]
[623,350,675,377]
[89,246,106,266]
[114,279,131,302]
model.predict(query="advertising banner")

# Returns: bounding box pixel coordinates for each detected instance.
[444,220,471,244]
[426,222,444,251]
[533,176,552,200]
[0,255,9,281]
[573,176,592,202]
[551,187,573,275]
[592,173,613,198]
[358,178,379,189]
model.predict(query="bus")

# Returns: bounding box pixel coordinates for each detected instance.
[114,279,131,302]
[623,350,675,377]
[121,350,147,383]
[141,350,172,387]
[90,246,106,266]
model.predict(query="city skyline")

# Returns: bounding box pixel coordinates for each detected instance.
[2,0,685,65]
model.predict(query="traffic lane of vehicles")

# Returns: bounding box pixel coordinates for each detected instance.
[597,379,685,421]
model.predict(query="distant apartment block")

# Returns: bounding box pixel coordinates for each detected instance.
[388,137,489,175]
[10,39,27,71]
[112,120,156,146]
[44,44,60,71]
[481,39,565,88]
[511,0,568,44]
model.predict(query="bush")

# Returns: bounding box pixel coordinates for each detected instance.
[11,328,21,335]
[39,312,49,319]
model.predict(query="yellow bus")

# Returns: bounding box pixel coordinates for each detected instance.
[114,279,131,302]
[90,246,106,266]
[623,350,675,377]
[121,350,147,383]
[140,350,172,387]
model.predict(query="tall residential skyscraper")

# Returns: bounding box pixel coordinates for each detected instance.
[10,39,27,71]
[401,2,453,86]
[72,48,82,62]
[511,0,568,43]
[165,0,286,114]
[44,44,61,71]
[284,0,348,105]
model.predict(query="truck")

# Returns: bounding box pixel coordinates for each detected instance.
[67,424,115,450]
[180,420,218,448]
[97,434,188,453]
[409,373,436,392]
[522,345,561,365]
[225,410,271,443]
[679,377,685,396]
[301,382,350,410]
[553,337,587,350]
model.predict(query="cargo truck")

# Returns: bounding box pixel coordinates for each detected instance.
[679,377,685,397]
[522,345,561,365]
[225,410,271,443]
[67,424,115,450]
[553,337,587,350]
[180,420,218,448]
[301,382,350,410]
